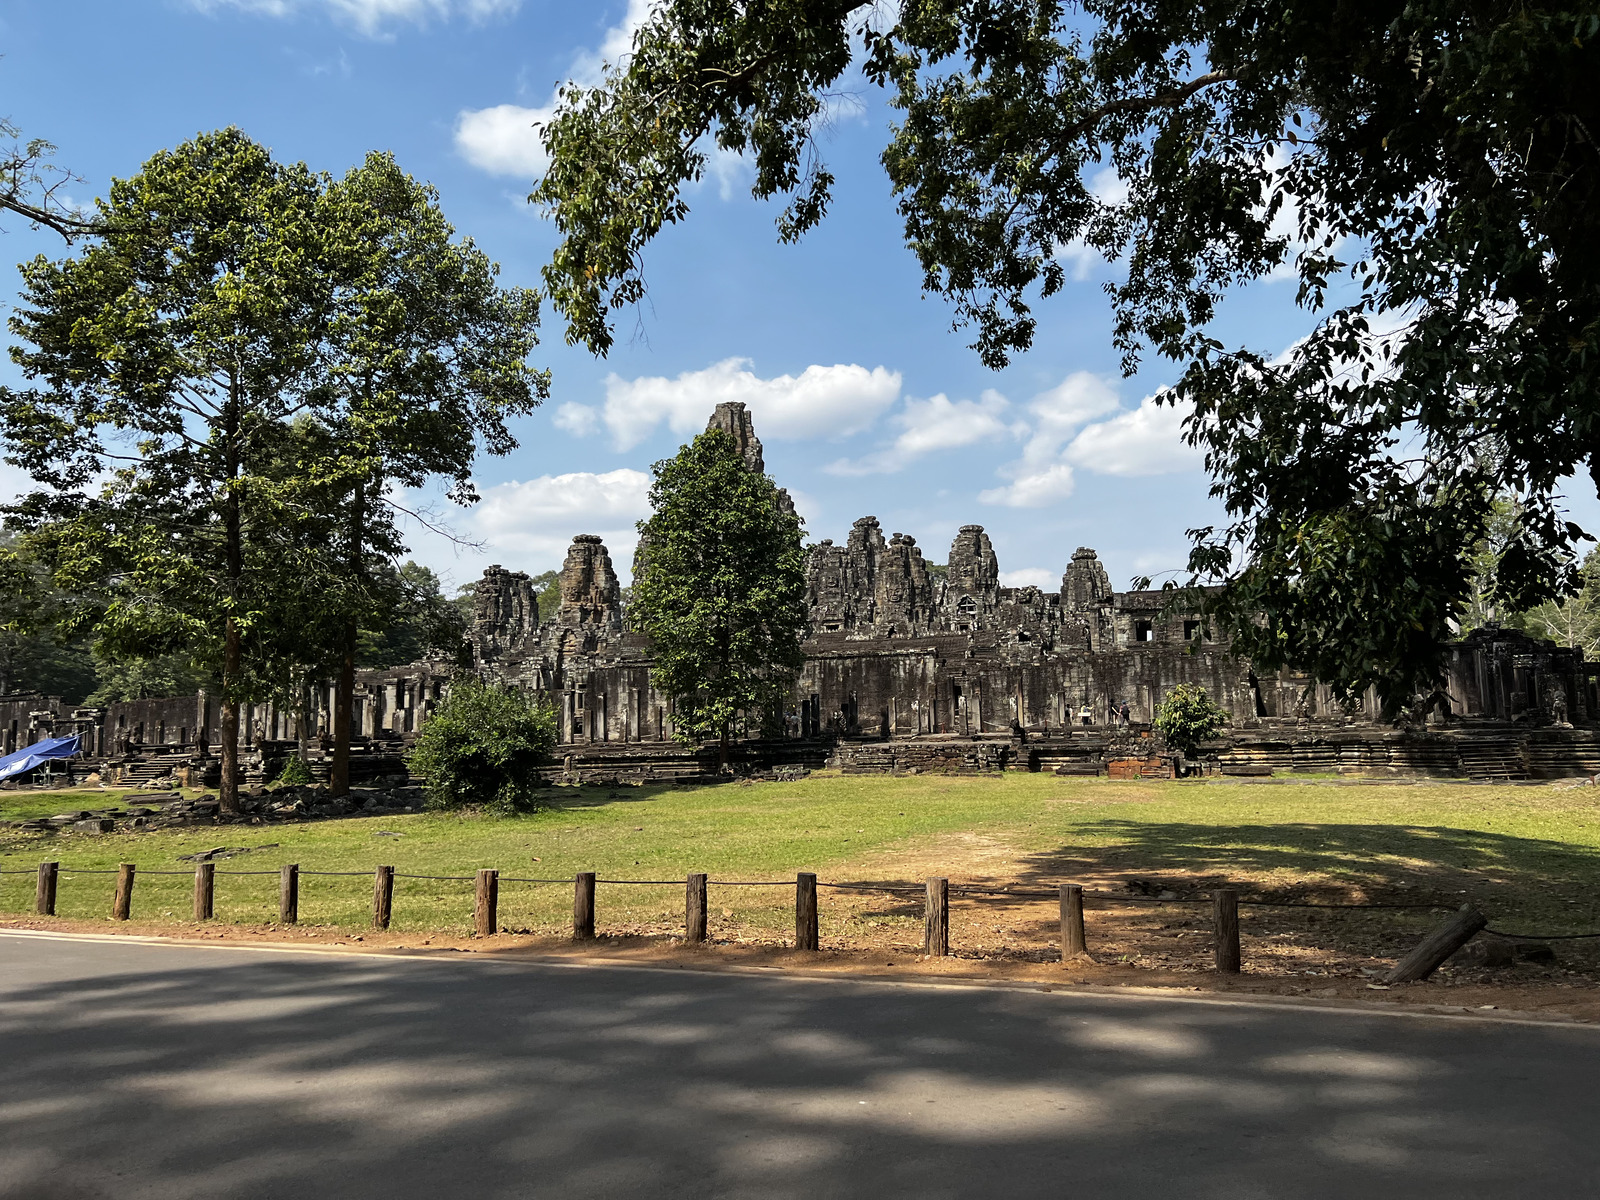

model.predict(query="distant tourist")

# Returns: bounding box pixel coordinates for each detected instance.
[1119,700,1131,726]
[1078,703,1092,726]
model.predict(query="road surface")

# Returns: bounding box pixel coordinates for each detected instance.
[2,931,1597,1198]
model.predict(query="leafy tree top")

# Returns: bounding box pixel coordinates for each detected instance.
[630,428,807,756]
[1152,683,1230,757]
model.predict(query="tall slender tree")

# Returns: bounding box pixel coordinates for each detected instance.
[314,152,546,794]
[630,429,807,770]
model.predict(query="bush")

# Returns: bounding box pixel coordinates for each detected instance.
[1153,683,1230,757]
[405,677,557,815]
[276,753,313,786]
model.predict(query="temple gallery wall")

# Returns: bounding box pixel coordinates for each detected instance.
[5,402,1598,782]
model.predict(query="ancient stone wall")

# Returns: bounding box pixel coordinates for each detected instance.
[429,403,1600,749]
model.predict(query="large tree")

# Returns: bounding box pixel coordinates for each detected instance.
[314,151,545,795]
[533,1,1600,715]
[2,129,336,812]
[630,429,807,768]
[2,132,544,808]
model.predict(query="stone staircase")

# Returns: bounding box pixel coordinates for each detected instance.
[1455,739,1526,782]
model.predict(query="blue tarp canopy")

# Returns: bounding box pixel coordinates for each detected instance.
[0,734,82,783]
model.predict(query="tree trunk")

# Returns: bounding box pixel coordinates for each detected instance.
[219,367,244,816]
[330,479,364,797]
[297,677,311,762]
[330,623,354,796]
[219,616,242,814]
[719,723,729,773]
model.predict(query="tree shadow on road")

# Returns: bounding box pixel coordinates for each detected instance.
[2,940,1598,1198]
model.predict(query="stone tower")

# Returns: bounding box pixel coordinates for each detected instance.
[943,525,1000,629]
[707,401,766,472]
[1060,547,1112,611]
[704,401,797,518]
[874,532,934,636]
[471,565,539,662]
[556,534,623,631]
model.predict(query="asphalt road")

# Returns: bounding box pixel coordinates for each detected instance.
[2,932,1597,1199]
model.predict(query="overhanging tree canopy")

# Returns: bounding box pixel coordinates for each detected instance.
[532,0,1600,714]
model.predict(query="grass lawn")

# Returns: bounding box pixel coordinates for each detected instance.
[3,772,1599,973]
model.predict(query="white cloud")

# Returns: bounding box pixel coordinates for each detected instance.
[596,358,901,451]
[455,104,553,177]
[470,467,651,577]
[455,0,650,179]
[980,372,1200,506]
[979,462,1076,507]
[1061,393,1203,476]
[552,401,600,437]
[827,389,1015,476]
[191,0,518,36]
[999,568,1057,589]
[978,372,1119,506]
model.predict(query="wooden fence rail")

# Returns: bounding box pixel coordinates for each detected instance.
[9,863,1520,980]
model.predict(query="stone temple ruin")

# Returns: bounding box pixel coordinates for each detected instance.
[6,402,1600,785]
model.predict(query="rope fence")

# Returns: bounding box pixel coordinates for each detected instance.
[7,858,1597,981]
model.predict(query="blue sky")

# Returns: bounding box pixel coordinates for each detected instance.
[6,0,1568,597]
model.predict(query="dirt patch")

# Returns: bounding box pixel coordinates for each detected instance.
[5,914,1596,1026]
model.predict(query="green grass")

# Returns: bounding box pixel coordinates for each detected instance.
[2,773,1598,945]
[0,788,198,823]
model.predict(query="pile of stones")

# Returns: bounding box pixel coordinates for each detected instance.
[1,778,427,834]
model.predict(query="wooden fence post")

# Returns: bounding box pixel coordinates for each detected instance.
[35,861,58,916]
[1386,905,1488,983]
[474,869,499,937]
[795,872,819,951]
[925,877,949,957]
[573,871,596,940]
[686,873,708,943]
[1059,883,1087,960]
[193,862,215,921]
[1214,887,1241,973]
[112,863,135,921]
[373,865,394,931]
[279,864,299,924]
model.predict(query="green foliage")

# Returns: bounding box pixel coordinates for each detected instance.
[0,530,95,701]
[533,1,1600,713]
[531,570,562,622]
[405,676,557,816]
[1152,684,1230,757]
[630,429,807,758]
[88,650,210,705]
[2,129,338,710]
[1,119,99,240]
[276,753,313,787]
[0,131,545,804]
[1510,549,1600,659]
[357,562,467,670]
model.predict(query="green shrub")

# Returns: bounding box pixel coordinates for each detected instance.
[1153,683,1230,757]
[276,753,313,786]
[405,676,557,815]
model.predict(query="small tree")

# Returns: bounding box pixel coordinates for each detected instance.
[630,429,807,770]
[405,677,556,815]
[1153,684,1230,759]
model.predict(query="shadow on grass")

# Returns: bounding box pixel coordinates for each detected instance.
[1011,820,1600,901]
[535,782,700,811]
